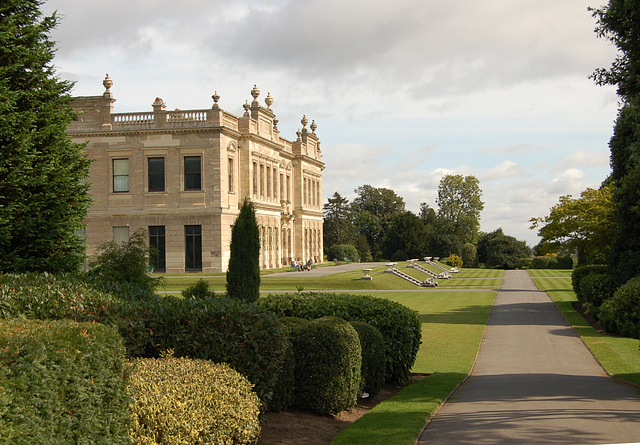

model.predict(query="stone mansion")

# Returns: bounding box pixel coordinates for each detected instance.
[67,75,324,273]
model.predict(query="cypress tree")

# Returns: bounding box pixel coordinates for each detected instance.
[226,198,260,302]
[0,0,91,272]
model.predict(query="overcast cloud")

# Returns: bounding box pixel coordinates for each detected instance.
[44,0,619,247]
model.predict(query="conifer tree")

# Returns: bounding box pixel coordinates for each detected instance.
[226,198,260,302]
[0,0,91,272]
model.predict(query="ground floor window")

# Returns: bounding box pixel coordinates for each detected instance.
[185,225,202,271]
[149,225,166,272]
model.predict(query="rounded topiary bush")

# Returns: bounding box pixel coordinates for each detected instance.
[268,317,310,412]
[578,272,617,318]
[598,276,640,338]
[258,293,421,384]
[290,317,362,415]
[128,355,261,445]
[572,265,609,300]
[350,321,386,398]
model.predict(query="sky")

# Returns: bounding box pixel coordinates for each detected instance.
[43,0,620,247]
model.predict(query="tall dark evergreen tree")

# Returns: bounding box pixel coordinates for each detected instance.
[0,0,91,272]
[226,198,260,302]
[591,0,640,282]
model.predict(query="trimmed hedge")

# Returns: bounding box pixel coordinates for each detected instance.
[598,276,640,338]
[268,317,310,412]
[350,321,386,397]
[128,355,260,444]
[290,317,361,415]
[0,319,131,445]
[571,265,609,299]
[0,274,287,408]
[258,293,422,384]
[0,272,115,321]
[578,272,617,319]
[113,296,287,408]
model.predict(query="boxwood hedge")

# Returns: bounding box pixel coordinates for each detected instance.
[0,319,131,445]
[290,317,361,415]
[258,293,421,384]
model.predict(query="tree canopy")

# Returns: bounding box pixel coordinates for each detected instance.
[529,185,615,266]
[0,0,92,272]
[351,185,405,260]
[591,0,640,282]
[323,192,356,251]
[436,174,484,245]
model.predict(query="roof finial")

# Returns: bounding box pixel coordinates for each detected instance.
[265,92,274,110]
[103,73,113,92]
[251,84,260,105]
[212,91,220,109]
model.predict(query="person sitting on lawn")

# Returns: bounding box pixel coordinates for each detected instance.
[305,259,313,271]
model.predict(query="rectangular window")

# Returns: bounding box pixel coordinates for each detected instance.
[148,157,165,192]
[252,162,258,195]
[260,164,265,197]
[185,225,202,271]
[113,159,129,192]
[228,158,234,193]
[149,226,166,272]
[267,166,272,198]
[184,156,202,191]
[286,175,290,201]
[280,173,284,201]
[113,226,130,245]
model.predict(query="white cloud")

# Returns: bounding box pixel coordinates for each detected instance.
[42,0,620,248]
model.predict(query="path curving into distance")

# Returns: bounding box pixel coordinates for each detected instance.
[417,269,640,444]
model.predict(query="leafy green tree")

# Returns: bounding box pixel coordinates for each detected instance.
[323,192,355,251]
[591,0,640,282]
[427,233,461,259]
[351,185,405,260]
[590,1,640,100]
[485,234,531,270]
[0,0,91,273]
[436,175,484,245]
[382,211,429,260]
[86,228,160,296]
[477,229,504,265]
[227,198,260,303]
[461,243,478,268]
[419,202,437,225]
[529,185,616,266]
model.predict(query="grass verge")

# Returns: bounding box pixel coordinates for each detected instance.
[531,273,640,386]
[332,290,496,445]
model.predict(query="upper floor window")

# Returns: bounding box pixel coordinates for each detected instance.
[113,159,129,193]
[148,157,165,192]
[184,156,202,191]
[228,158,234,193]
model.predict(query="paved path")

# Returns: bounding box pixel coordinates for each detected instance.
[417,270,640,444]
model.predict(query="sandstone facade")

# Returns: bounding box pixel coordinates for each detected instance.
[68,75,324,273]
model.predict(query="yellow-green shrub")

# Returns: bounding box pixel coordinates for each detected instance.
[128,355,260,445]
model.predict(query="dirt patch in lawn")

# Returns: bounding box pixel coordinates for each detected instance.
[259,373,428,445]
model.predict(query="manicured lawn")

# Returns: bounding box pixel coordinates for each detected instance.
[531,273,640,386]
[159,262,503,293]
